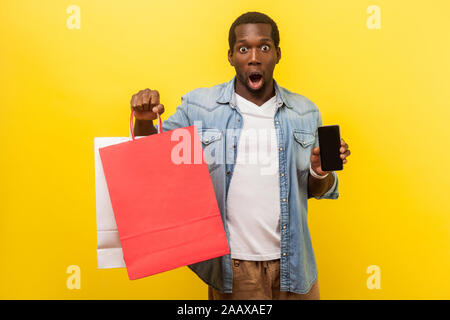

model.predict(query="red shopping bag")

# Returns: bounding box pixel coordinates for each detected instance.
[98,111,229,280]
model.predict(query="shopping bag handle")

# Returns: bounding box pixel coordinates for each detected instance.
[129,110,163,141]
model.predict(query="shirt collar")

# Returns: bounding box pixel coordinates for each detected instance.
[216,75,292,109]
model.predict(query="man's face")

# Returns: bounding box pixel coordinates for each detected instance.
[228,23,281,94]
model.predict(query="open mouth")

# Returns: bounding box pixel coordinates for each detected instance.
[248,73,263,90]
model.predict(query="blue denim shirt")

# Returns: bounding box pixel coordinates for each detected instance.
[159,76,339,294]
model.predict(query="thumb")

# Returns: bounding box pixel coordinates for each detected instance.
[312,147,320,155]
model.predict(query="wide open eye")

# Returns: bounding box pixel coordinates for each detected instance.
[239,47,248,53]
[261,45,270,51]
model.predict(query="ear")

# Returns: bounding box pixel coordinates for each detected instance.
[228,49,234,66]
[276,47,281,64]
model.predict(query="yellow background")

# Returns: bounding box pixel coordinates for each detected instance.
[1,0,449,299]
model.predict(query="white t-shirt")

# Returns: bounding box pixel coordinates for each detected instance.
[226,92,281,261]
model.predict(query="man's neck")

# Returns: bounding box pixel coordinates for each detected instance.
[234,77,276,107]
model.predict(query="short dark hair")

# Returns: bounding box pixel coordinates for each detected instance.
[228,11,280,53]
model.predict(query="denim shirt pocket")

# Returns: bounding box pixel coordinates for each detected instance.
[292,129,315,172]
[199,128,223,173]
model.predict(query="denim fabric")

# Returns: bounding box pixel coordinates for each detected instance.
[160,76,339,294]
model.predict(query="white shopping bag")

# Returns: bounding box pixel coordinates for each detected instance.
[94,137,129,268]
[94,114,160,269]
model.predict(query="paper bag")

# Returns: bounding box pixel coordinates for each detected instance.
[97,112,229,280]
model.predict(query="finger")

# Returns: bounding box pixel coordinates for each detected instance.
[135,91,145,111]
[340,143,350,153]
[341,138,346,146]
[312,147,320,155]
[133,94,143,112]
[149,90,160,107]
[142,89,151,111]
[343,158,347,164]
[340,149,350,158]
[130,94,137,110]
[152,104,165,114]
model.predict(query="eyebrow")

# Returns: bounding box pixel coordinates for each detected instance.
[236,38,273,43]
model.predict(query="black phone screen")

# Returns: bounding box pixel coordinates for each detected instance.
[318,125,343,171]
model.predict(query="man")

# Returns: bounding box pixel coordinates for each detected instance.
[130,12,351,300]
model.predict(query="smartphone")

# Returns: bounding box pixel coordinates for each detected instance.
[318,125,343,171]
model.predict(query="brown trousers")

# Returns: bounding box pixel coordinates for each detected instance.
[208,258,320,300]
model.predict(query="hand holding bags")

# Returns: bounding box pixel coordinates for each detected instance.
[97,112,229,280]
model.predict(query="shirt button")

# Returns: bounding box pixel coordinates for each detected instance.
[281,172,284,177]
[226,171,231,176]
[282,198,286,202]
[283,225,286,230]
[275,121,279,125]
[279,147,283,151]
[282,252,287,257]
[237,119,240,122]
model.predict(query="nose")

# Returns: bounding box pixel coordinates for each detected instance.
[248,48,261,66]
